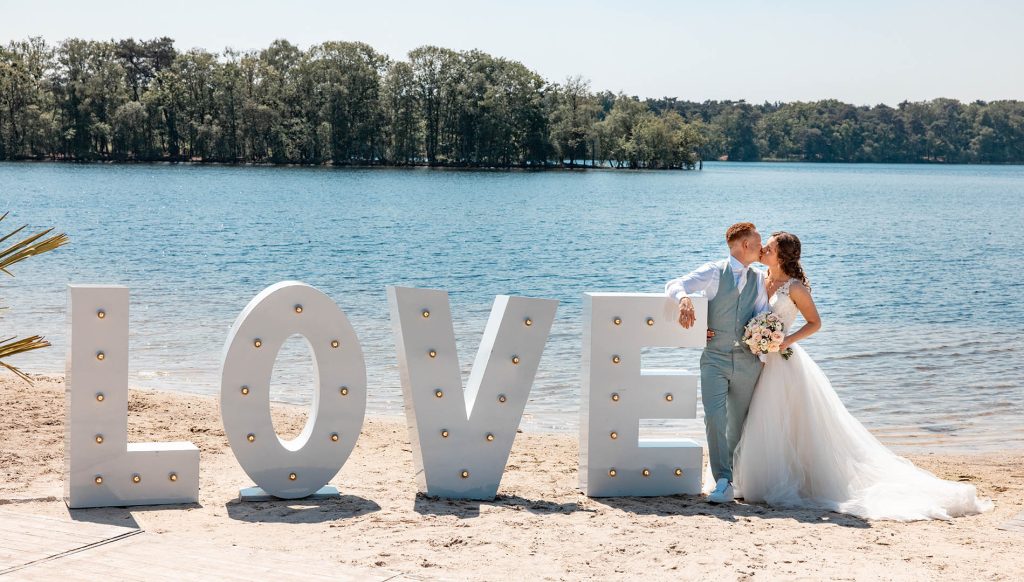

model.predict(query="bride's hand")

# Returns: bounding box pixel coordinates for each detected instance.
[779,338,794,351]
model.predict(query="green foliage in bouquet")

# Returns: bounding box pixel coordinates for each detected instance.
[0,211,68,383]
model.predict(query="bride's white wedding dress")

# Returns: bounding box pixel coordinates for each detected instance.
[732,279,994,521]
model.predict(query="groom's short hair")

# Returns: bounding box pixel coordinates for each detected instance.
[726,222,757,245]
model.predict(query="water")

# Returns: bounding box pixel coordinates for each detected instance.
[1,161,1022,452]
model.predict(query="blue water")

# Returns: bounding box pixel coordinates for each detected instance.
[1,162,1022,451]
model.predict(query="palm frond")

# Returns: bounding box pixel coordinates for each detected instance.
[0,335,51,384]
[0,223,28,247]
[0,226,69,275]
[0,213,67,384]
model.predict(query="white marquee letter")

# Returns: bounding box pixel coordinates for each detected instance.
[221,282,367,500]
[579,293,708,497]
[65,285,200,509]
[388,286,557,499]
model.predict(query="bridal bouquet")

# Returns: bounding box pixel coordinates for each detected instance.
[743,313,793,360]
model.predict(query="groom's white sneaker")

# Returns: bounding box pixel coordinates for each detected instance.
[707,478,735,504]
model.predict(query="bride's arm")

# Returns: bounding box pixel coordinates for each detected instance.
[780,282,821,351]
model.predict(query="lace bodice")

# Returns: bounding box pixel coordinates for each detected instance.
[768,278,800,333]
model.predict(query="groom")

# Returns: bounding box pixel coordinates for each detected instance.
[665,222,768,503]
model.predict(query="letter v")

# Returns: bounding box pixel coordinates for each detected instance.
[387,286,557,499]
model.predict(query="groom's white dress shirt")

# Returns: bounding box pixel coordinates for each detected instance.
[665,255,770,315]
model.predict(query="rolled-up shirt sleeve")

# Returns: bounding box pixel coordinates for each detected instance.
[665,261,719,303]
[751,267,770,315]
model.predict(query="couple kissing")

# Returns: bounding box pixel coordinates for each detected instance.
[664,222,991,521]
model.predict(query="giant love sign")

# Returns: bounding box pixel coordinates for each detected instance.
[62,282,708,509]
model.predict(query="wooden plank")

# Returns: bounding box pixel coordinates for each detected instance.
[13,532,407,581]
[0,510,137,538]
[0,511,140,574]
[13,518,132,541]
[0,510,409,580]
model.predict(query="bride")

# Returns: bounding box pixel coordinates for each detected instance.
[731,231,993,521]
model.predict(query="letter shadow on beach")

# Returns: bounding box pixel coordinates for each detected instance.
[593,495,871,528]
[68,507,139,528]
[414,493,595,519]
[69,503,208,528]
[225,495,380,524]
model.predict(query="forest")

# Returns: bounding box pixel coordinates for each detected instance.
[1,37,1022,168]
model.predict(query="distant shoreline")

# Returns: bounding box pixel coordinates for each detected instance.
[2,158,1023,170]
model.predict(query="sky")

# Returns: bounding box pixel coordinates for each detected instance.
[1,0,1021,106]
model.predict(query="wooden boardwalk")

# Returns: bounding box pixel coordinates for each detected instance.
[0,511,141,575]
[0,511,416,580]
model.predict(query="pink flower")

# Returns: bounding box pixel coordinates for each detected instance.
[771,331,784,342]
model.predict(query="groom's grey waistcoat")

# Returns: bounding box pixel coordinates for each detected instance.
[700,260,761,483]
[706,262,758,353]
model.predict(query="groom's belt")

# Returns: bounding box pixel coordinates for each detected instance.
[705,332,746,351]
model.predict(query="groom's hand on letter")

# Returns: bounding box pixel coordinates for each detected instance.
[677,296,696,328]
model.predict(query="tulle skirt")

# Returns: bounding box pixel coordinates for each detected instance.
[733,344,993,521]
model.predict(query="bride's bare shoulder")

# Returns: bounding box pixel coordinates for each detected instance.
[788,280,812,299]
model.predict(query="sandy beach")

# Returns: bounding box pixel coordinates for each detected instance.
[1,374,1021,580]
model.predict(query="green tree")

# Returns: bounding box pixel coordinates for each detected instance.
[598,94,648,168]
[408,46,462,165]
[309,42,388,164]
[714,103,760,161]
[381,61,420,164]
[550,76,599,167]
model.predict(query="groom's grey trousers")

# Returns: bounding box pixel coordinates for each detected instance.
[701,264,762,483]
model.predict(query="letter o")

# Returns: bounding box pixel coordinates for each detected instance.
[220,281,366,499]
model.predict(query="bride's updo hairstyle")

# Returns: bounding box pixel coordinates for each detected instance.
[771,231,811,292]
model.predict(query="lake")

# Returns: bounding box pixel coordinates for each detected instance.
[1,161,1022,452]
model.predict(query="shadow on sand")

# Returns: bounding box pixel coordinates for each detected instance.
[593,495,872,528]
[66,506,146,528]
[225,494,380,524]
[414,492,595,519]
[415,490,871,528]
[67,501,204,528]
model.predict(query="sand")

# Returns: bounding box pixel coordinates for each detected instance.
[1,374,1022,580]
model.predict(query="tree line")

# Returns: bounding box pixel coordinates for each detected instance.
[650,97,1024,164]
[1,37,1022,168]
